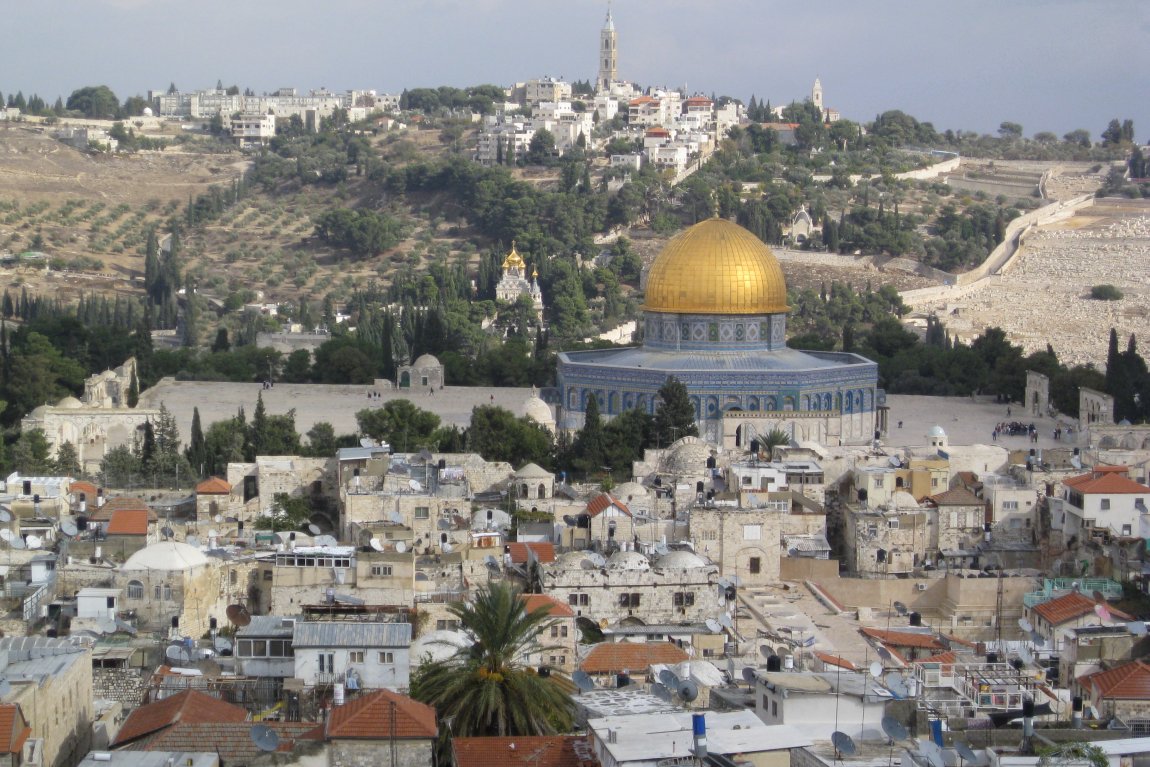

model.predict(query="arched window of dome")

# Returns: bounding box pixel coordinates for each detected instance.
[538,483,547,499]
[689,396,700,419]
[608,392,619,414]
[127,580,144,600]
[748,396,759,411]
[783,396,795,412]
[834,393,842,412]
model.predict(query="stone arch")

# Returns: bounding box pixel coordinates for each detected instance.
[706,396,720,417]
[834,392,843,412]
[766,396,777,411]
[538,483,547,499]
[1099,436,1117,449]
[689,396,701,420]
[1122,433,1139,449]
[748,396,760,411]
[568,388,579,409]
[802,395,810,410]
[783,396,795,412]
[608,391,619,415]
[399,370,411,388]
[823,393,832,410]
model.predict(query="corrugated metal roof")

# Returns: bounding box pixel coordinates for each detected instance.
[292,621,411,648]
[236,615,298,638]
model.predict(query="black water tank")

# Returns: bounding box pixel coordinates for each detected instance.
[858,489,868,502]
[1072,696,1083,712]
[21,481,30,495]
[171,616,179,629]
[750,440,760,454]
[706,456,716,469]
[767,655,782,672]
[617,673,630,688]
[909,612,922,626]
[987,651,998,664]
[438,459,447,469]
[209,617,218,630]
[1022,697,1035,717]
[46,628,57,638]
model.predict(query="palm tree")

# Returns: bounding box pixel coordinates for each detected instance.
[762,427,791,459]
[410,582,574,741]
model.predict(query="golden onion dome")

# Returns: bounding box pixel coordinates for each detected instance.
[502,241,526,270]
[643,218,788,315]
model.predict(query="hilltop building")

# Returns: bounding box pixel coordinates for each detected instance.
[494,242,544,320]
[556,217,882,444]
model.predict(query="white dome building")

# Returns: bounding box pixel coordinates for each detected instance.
[116,540,224,638]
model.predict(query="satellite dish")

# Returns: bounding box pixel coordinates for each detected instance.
[562,515,578,526]
[889,456,903,468]
[919,740,946,767]
[437,518,452,531]
[208,529,219,539]
[225,604,252,627]
[484,555,500,571]
[249,724,281,752]
[580,558,596,570]
[955,741,980,765]
[60,520,78,537]
[678,680,699,702]
[369,538,384,552]
[165,644,191,664]
[876,646,893,662]
[99,617,118,635]
[160,526,174,539]
[9,537,24,550]
[831,732,857,756]
[1017,646,1034,666]
[659,669,681,691]
[0,529,11,542]
[442,542,453,554]
[1030,631,1045,646]
[393,541,406,554]
[882,715,908,741]
[0,508,11,523]
[359,438,375,448]
[1128,621,1148,636]
[572,670,595,692]
[1094,603,1112,622]
[652,682,672,701]
[1018,617,1033,632]
[213,514,223,524]
[893,601,908,616]
[870,661,884,678]
[315,534,338,547]
[308,523,321,535]
[409,479,423,492]
[718,612,733,630]
[388,510,404,525]
[186,535,200,548]
[742,667,757,683]
[705,618,722,634]
[885,671,907,698]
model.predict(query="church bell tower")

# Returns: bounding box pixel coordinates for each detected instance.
[597,6,617,92]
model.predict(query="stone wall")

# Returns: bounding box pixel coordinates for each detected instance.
[328,738,434,767]
[94,667,150,707]
[779,557,838,582]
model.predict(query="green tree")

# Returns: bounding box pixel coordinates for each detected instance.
[54,441,81,476]
[653,377,698,446]
[466,405,553,467]
[526,129,556,165]
[410,582,574,743]
[186,407,206,477]
[65,85,120,118]
[356,399,441,451]
[304,422,339,457]
[101,445,142,489]
[11,429,52,476]
[569,395,605,477]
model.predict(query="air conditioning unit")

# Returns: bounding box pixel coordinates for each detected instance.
[916,583,928,591]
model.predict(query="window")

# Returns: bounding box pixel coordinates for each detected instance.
[867,524,878,537]
[673,592,695,607]
[749,557,761,575]
[1003,501,1019,511]
[888,519,900,529]
[1123,524,1133,536]
[567,593,590,606]
[319,653,334,673]
[371,565,393,577]
[154,584,161,600]
[436,619,460,631]
[874,477,884,488]
[263,570,273,581]
[550,625,569,638]
[932,477,940,488]
[742,476,752,486]
[619,593,641,607]
[772,701,778,717]
[1101,499,1111,511]
[549,655,566,666]
[349,651,364,664]
[743,524,762,541]
[415,507,430,519]
[127,580,143,599]
[379,651,394,664]
[701,530,718,541]
[162,584,172,601]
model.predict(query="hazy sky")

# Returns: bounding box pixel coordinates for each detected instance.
[4,0,1147,139]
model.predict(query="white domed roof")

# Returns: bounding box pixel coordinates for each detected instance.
[122,541,209,571]
[927,425,947,438]
[412,354,441,368]
[524,396,554,425]
[664,437,715,472]
[657,550,709,570]
[557,551,594,570]
[57,396,83,409]
[514,462,553,479]
[890,491,919,509]
[613,482,651,501]
[29,405,49,420]
[606,550,650,571]
[410,629,472,664]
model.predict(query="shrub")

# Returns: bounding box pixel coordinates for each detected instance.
[1090,284,1123,301]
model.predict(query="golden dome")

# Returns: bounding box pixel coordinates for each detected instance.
[643,218,788,315]
[502,241,526,271]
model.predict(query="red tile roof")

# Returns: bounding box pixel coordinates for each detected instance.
[1078,659,1150,700]
[523,594,574,618]
[860,627,945,650]
[70,481,99,500]
[507,542,555,565]
[1064,466,1150,495]
[113,690,249,746]
[107,508,149,536]
[929,487,985,507]
[0,705,30,754]
[454,735,600,767]
[586,493,629,518]
[1031,591,1133,626]
[812,651,857,671]
[89,497,157,523]
[914,651,958,665]
[124,721,320,761]
[325,689,437,740]
[580,642,688,674]
[195,477,231,495]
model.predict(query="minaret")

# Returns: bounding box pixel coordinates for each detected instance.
[597,5,617,93]
[812,77,824,112]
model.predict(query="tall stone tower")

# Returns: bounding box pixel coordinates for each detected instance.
[812,77,824,111]
[597,7,617,92]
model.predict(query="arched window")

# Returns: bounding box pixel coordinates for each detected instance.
[162,584,172,601]
[538,483,548,499]
[127,580,144,600]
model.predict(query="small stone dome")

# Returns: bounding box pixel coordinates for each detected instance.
[57,396,83,409]
[29,405,49,420]
[556,550,594,570]
[657,550,709,570]
[927,425,947,438]
[410,630,472,664]
[122,541,209,571]
[613,481,651,501]
[890,491,919,510]
[514,462,553,479]
[664,437,715,473]
[412,354,441,368]
[606,550,650,571]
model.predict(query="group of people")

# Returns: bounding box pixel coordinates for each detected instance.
[992,421,1038,442]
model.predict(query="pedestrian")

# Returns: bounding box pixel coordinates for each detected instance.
[898,420,903,429]
[1007,406,1012,417]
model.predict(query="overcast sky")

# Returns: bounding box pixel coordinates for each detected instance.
[3,0,1147,139]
